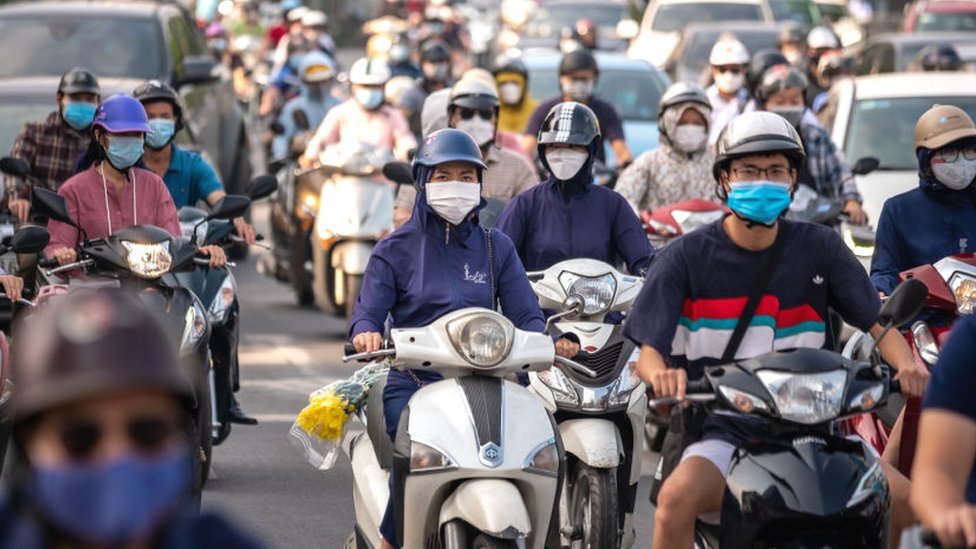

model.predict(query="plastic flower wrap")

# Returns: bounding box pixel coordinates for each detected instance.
[289,363,389,470]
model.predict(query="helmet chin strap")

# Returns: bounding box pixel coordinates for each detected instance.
[731,209,780,229]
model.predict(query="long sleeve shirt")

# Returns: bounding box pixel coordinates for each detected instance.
[304,100,417,161]
[9,111,91,197]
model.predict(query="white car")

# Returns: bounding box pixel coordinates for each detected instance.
[824,72,976,233]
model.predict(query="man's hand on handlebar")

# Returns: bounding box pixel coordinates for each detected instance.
[8,199,30,224]
[198,245,227,268]
[930,504,976,548]
[352,332,386,363]
[233,217,257,245]
[0,274,24,301]
[52,248,77,266]
[555,338,580,359]
[647,368,688,400]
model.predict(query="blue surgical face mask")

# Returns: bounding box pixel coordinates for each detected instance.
[726,180,793,226]
[104,136,146,170]
[145,119,176,150]
[354,87,384,111]
[63,102,97,131]
[28,450,190,545]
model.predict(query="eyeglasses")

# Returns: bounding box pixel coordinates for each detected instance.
[57,414,181,461]
[715,66,742,74]
[933,146,976,164]
[457,107,494,120]
[731,166,792,182]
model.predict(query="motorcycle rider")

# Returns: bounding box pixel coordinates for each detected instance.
[812,52,857,115]
[8,67,101,223]
[909,43,964,72]
[622,111,926,549]
[400,40,454,138]
[496,102,652,274]
[349,128,580,549]
[911,314,976,548]
[46,95,226,269]
[493,57,538,135]
[523,50,632,168]
[133,81,257,245]
[0,288,264,548]
[756,65,867,224]
[259,33,311,118]
[706,37,751,146]
[777,23,809,71]
[301,57,416,166]
[270,51,341,160]
[616,82,716,213]
[301,10,337,61]
[804,26,841,108]
[393,77,537,228]
[872,104,976,296]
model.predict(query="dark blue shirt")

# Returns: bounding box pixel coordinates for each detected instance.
[526,96,625,164]
[494,177,652,275]
[923,314,976,503]
[162,146,224,209]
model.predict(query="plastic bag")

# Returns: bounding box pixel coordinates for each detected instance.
[289,363,389,470]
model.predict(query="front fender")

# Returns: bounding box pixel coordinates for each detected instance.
[439,479,531,539]
[332,240,374,275]
[559,419,621,468]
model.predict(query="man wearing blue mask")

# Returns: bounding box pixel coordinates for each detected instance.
[8,67,101,223]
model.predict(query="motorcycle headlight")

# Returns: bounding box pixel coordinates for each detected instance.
[608,361,643,407]
[948,273,976,315]
[756,369,847,425]
[911,321,940,366]
[179,300,209,357]
[410,441,455,472]
[208,273,237,325]
[718,386,769,414]
[848,383,884,412]
[179,221,207,246]
[537,367,580,406]
[842,226,875,258]
[446,313,514,368]
[558,272,617,316]
[121,241,173,279]
[523,440,559,476]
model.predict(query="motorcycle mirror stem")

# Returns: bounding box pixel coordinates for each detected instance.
[870,278,929,349]
[543,294,586,334]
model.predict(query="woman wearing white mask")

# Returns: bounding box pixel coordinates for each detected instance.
[616,82,716,213]
[706,37,751,145]
[496,102,653,275]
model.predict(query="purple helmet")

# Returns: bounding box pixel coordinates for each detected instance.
[93,94,152,133]
[205,22,226,39]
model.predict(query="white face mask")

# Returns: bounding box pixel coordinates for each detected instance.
[562,80,594,102]
[714,71,745,95]
[932,156,976,190]
[499,82,522,105]
[546,148,589,180]
[673,124,707,153]
[454,116,495,147]
[426,180,481,225]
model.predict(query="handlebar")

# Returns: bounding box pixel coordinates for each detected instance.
[554,355,599,378]
[646,378,716,408]
[45,258,95,277]
[229,234,271,250]
[38,257,59,268]
[0,292,34,307]
[193,257,238,268]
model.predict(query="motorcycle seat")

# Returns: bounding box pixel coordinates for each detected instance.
[366,375,394,470]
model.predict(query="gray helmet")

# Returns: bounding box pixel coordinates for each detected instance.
[449,77,499,111]
[756,65,809,103]
[713,111,806,181]
[658,82,710,120]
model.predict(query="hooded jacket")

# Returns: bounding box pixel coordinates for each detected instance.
[871,148,976,295]
[495,145,653,274]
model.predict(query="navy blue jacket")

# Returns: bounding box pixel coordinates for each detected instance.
[494,176,653,275]
[349,189,546,341]
[871,151,976,295]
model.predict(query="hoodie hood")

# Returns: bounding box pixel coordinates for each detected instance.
[409,164,488,240]
[660,102,711,158]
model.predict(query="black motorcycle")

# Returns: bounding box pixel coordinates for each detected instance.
[649,279,928,548]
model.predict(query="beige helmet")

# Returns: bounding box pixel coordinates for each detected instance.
[914,104,976,150]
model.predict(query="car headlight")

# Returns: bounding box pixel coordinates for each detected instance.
[208,273,237,325]
[121,241,173,279]
[608,361,643,407]
[911,321,940,365]
[948,273,976,315]
[558,272,617,316]
[410,441,455,471]
[180,300,209,356]
[843,226,875,258]
[718,386,769,414]
[446,313,514,368]
[848,383,884,412]
[523,439,559,476]
[537,367,580,406]
[756,369,847,424]
[179,221,207,246]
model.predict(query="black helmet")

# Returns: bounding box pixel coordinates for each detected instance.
[559,49,599,76]
[421,40,451,63]
[133,80,184,130]
[537,101,601,148]
[12,289,194,424]
[913,43,964,72]
[756,65,808,103]
[58,67,100,96]
[412,128,487,183]
[713,111,806,181]
[746,49,790,97]
[658,82,711,120]
[492,56,528,78]
[778,24,806,47]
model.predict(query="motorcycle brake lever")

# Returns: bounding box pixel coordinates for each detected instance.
[646,394,716,408]
[555,356,599,378]
[342,349,395,363]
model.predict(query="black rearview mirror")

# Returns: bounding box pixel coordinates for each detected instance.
[245,174,278,201]
[32,187,74,225]
[9,225,50,254]
[293,109,310,131]
[176,56,220,87]
[209,195,251,220]
[852,157,880,176]
[0,157,29,178]
[879,278,928,328]
[269,121,286,135]
[382,161,413,186]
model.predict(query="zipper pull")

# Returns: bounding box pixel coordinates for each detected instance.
[445,223,449,244]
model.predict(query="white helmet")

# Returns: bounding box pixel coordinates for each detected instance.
[349,57,391,86]
[806,26,839,49]
[302,9,327,28]
[709,38,750,66]
[299,50,336,83]
[287,5,308,23]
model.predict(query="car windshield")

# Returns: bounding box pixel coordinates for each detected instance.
[523,4,627,38]
[0,16,165,79]
[683,29,781,70]
[917,12,976,31]
[847,96,976,170]
[769,0,815,25]
[528,65,668,121]
[651,3,764,32]
[0,101,56,162]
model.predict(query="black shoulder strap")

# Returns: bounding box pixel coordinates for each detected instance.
[722,226,787,361]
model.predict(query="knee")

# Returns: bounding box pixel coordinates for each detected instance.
[657,474,696,519]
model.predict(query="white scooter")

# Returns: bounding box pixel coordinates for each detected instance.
[342,308,599,549]
[526,259,646,549]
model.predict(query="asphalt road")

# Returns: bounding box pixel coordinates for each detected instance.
[200,204,660,548]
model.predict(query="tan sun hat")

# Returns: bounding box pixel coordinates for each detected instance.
[914,104,976,150]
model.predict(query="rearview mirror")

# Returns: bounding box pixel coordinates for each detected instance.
[0,157,29,178]
[209,195,251,220]
[852,157,880,176]
[562,294,585,316]
[176,56,220,87]
[293,109,310,131]
[9,225,50,254]
[269,121,286,135]
[382,161,413,186]
[245,174,278,200]
[32,187,74,226]
[878,278,928,328]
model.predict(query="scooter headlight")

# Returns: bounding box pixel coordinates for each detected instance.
[718,386,770,414]
[757,369,847,425]
[558,272,617,316]
[607,360,643,408]
[208,273,237,325]
[446,313,514,368]
[180,300,209,357]
[842,224,875,258]
[410,441,455,472]
[523,439,559,476]
[948,273,976,315]
[121,241,172,279]
[536,367,579,406]
[847,383,884,412]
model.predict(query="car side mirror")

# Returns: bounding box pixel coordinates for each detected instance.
[0,157,29,178]
[176,56,220,87]
[32,187,74,225]
[245,174,278,200]
[852,156,880,176]
[9,225,49,254]
[879,278,928,328]
[382,161,413,186]
[208,195,251,220]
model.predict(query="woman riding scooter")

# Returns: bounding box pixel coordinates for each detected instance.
[348,128,580,549]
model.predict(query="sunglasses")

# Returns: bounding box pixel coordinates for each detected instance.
[57,415,181,461]
[715,66,743,75]
[457,107,494,120]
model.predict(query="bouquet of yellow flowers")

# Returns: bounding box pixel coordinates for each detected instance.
[289,363,389,470]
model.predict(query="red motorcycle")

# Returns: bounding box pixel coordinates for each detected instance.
[843,253,976,476]
[641,199,727,248]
